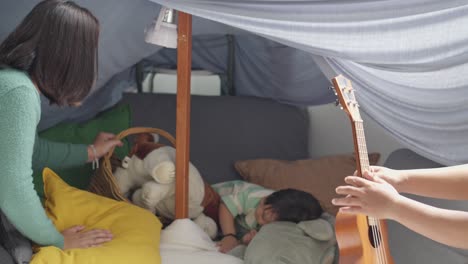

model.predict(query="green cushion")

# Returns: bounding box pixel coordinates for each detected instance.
[33,104,131,199]
[244,221,336,264]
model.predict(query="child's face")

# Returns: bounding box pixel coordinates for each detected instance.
[255,197,277,226]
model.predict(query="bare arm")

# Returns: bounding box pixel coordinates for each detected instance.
[371,165,468,200]
[219,202,236,235]
[334,174,468,249]
[217,202,239,253]
[391,196,468,249]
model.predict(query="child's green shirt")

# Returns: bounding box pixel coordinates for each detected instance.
[213,180,274,231]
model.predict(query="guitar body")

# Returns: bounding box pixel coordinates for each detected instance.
[336,213,394,264]
[331,75,395,264]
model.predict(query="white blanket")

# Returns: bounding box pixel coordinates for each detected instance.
[160,219,243,264]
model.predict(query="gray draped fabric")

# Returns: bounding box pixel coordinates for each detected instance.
[148,0,468,165]
[143,34,332,105]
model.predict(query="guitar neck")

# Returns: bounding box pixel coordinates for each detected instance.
[353,120,380,225]
[352,121,370,178]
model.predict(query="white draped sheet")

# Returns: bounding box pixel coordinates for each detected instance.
[150,0,468,165]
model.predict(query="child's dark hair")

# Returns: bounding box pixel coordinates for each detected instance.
[264,189,323,223]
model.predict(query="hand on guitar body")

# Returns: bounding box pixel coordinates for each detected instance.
[360,166,408,192]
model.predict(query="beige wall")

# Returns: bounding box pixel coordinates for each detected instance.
[307,103,404,165]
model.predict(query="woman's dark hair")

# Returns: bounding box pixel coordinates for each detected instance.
[265,189,323,223]
[0,0,99,106]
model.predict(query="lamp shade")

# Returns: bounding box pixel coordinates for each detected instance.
[145,7,177,48]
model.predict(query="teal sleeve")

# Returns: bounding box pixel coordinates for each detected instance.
[221,194,241,217]
[32,135,88,171]
[0,87,64,248]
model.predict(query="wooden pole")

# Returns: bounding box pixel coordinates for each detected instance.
[175,11,192,219]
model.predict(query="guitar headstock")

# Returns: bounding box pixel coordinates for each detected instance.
[331,75,361,122]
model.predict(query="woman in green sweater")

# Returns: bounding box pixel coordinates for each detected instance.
[0,0,122,257]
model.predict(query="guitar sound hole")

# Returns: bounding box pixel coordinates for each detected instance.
[368,225,382,248]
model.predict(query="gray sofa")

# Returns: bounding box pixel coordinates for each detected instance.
[120,93,310,184]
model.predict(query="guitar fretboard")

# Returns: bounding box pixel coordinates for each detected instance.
[354,121,370,175]
[354,121,381,225]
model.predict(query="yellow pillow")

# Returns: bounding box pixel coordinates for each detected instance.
[31,168,162,264]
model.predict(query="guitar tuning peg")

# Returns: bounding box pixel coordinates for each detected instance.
[335,99,340,107]
[328,86,334,90]
[334,91,338,96]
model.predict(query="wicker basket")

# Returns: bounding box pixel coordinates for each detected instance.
[88,127,176,202]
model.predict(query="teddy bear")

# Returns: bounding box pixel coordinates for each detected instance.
[113,133,220,239]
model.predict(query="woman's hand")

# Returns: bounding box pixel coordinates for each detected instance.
[87,132,123,162]
[332,170,402,219]
[62,226,113,249]
[217,236,239,253]
[365,166,408,192]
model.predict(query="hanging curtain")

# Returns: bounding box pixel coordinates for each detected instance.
[150,0,468,165]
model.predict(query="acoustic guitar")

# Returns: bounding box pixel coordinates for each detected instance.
[331,75,394,264]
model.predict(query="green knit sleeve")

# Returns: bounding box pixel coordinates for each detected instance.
[32,135,88,171]
[0,87,64,248]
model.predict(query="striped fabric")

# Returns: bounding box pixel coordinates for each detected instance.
[212,180,273,231]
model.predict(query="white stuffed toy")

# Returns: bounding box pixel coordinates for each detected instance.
[114,133,219,239]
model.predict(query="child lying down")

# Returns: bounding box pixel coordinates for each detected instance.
[212,180,323,253]
[159,215,335,264]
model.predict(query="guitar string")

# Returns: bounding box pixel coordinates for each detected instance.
[363,136,384,263]
[361,129,385,263]
[357,123,387,263]
[362,126,386,263]
[357,123,380,263]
